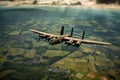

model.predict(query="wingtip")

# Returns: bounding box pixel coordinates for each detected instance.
[29,29,33,31]
[108,43,112,45]
[104,42,112,45]
[29,29,35,32]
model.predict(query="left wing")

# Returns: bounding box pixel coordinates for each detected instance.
[64,37,111,45]
[30,29,59,39]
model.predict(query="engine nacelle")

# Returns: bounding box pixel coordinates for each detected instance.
[65,40,74,46]
[47,36,57,41]
[40,35,46,39]
[76,41,81,44]
[75,41,82,47]
[68,40,73,44]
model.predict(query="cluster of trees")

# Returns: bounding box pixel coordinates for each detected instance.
[71,1,82,5]
[32,0,37,4]
[1,0,120,5]
[51,1,82,5]
[96,0,120,4]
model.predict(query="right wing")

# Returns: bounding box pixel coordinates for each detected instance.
[64,37,111,45]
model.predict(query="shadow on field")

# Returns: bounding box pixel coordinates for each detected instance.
[47,44,79,65]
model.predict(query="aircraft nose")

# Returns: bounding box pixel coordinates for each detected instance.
[49,39,54,44]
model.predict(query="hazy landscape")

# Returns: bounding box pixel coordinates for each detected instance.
[0,0,120,9]
[0,1,120,80]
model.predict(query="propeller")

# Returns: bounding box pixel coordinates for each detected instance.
[67,43,71,46]
[47,37,50,41]
[49,39,54,44]
[75,44,80,47]
[64,41,68,44]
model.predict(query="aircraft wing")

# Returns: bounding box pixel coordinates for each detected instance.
[64,37,111,45]
[30,29,58,37]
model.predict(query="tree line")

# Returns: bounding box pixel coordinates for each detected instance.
[96,0,120,4]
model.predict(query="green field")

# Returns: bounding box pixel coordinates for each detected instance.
[0,6,120,80]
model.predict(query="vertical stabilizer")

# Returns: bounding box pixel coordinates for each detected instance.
[82,31,85,39]
[60,25,64,35]
[70,27,73,37]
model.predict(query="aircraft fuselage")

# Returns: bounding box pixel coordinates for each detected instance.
[49,34,71,44]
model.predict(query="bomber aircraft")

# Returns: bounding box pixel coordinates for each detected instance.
[30,26,111,47]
